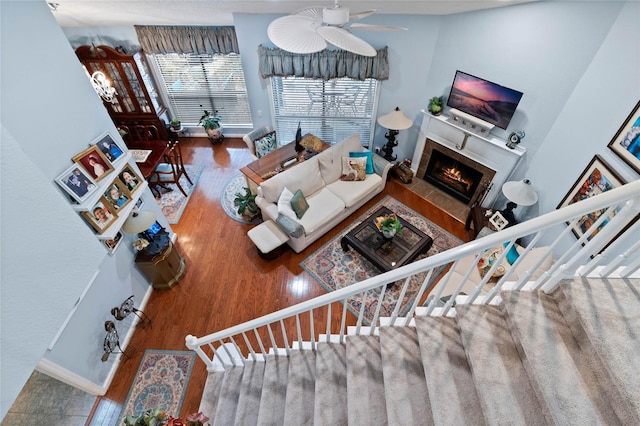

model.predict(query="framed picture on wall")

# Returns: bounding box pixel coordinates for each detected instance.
[81,196,118,234]
[103,232,123,255]
[557,155,626,240]
[92,131,125,164]
[103,180,131,211]
[73,145,114,182]
[118,165,143,194]
[55,164,99,203]
[607,100,640,174]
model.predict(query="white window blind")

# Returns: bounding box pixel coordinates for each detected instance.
[270,77,379,147]
[150,53,252,127]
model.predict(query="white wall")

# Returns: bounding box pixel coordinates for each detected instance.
[0,2,170,418]
[525,1,639,250]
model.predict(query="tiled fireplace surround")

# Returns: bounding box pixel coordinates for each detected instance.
[406,111,526,223]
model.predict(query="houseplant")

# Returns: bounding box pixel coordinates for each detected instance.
[199,109,223,142]
[375,213,402,238]
[428,96,444,116]
[170,118,181,130]
[234,187,260,220]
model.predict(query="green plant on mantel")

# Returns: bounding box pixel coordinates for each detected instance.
[428,96,444,116]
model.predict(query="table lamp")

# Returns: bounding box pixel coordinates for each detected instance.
[122,210,157,235]
[377,107,412,162]
[501,179,538,223]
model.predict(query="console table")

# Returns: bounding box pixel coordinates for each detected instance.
[240,139,331,193]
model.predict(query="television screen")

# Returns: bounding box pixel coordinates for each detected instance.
[146,221,162,238]
[446,70,523,130]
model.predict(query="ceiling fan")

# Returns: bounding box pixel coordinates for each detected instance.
[267,0,407,57]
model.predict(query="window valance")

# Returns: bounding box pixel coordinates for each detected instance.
[134,26,239,55]
[258,45,389,81]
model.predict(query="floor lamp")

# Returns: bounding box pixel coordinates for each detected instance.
[377,107,412,162]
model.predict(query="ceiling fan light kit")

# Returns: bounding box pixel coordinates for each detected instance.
[267,0,407,57]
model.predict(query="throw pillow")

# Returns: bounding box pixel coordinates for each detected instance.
[340,156,367,181]
[277,187,297,220]
[254,131,277,158]
[504,242,520,265]
[276,214,305,238]
[477,245,508,279]
[349,151,374,174]
[290,189,309,219]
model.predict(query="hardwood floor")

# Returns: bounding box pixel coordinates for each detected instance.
[89,136,474,424]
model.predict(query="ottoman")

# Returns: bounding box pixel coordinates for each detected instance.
[247,220,289,259]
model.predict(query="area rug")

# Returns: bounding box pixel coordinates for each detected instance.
[154,164,204,224]
[300,195,464,324]
[118,350,196,424]
[220,173,263,225]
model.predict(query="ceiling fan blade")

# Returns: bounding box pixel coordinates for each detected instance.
[350,9,376,21]
[350,23,408,32]
[268,15,327,54]
[316,26,377,57]
[293,7,324,22]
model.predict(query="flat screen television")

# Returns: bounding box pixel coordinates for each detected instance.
[446,70,523,130]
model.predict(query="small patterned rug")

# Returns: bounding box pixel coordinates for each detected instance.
[154,164,204,224]
[220,173,263,225]
[300,195,464,324]
[118,350,196,424]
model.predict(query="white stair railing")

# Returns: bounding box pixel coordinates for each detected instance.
[186,180,640,371]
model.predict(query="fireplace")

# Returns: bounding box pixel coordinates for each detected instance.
[416,139,496,206]
[424,150,483,204]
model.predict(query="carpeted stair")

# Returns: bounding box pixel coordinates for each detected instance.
[199,277,640,425]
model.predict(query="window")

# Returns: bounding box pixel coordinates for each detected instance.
[270,77,379,147]
[149,53,252,127]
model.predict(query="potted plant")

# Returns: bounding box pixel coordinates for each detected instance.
[375,213,402,238]
[170,118,181,130]
[234,187,260,220]
[428,96,444,116]
[124,408,168,426]
[199,109,223,142]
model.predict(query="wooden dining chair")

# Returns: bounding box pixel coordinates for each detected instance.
[148,141,193,197]
[131,124,161,142]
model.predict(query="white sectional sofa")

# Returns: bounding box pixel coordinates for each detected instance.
[255,134,392,253]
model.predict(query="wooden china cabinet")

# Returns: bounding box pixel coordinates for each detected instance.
[75,45,170,140]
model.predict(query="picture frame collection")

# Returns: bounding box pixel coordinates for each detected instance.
[558,100,640,242]
[55,131,143,254]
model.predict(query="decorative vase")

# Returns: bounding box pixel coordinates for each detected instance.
[206,127,222,138]
[382,228,397,239]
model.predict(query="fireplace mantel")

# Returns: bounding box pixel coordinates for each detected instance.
[412,110,526,207]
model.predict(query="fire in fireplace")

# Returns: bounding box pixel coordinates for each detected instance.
[424,149,484,204]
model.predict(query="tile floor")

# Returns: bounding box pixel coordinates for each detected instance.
[2,370,96,426]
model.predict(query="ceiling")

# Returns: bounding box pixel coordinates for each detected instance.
[48,0,535,27]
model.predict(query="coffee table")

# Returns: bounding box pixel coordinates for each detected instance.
[340,206,434,272]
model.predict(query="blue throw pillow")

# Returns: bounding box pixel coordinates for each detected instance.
[503,242,520,265]
[349,151,374,174]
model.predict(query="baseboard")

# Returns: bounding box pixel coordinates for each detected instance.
[37,358,107,396]
[37,285,154,395]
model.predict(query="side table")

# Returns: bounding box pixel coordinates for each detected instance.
[135,240,186,289]
[169,125,185,144]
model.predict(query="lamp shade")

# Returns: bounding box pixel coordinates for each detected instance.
[502,179,538,206]
[121,210,157,234]
[377,107,412,131]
